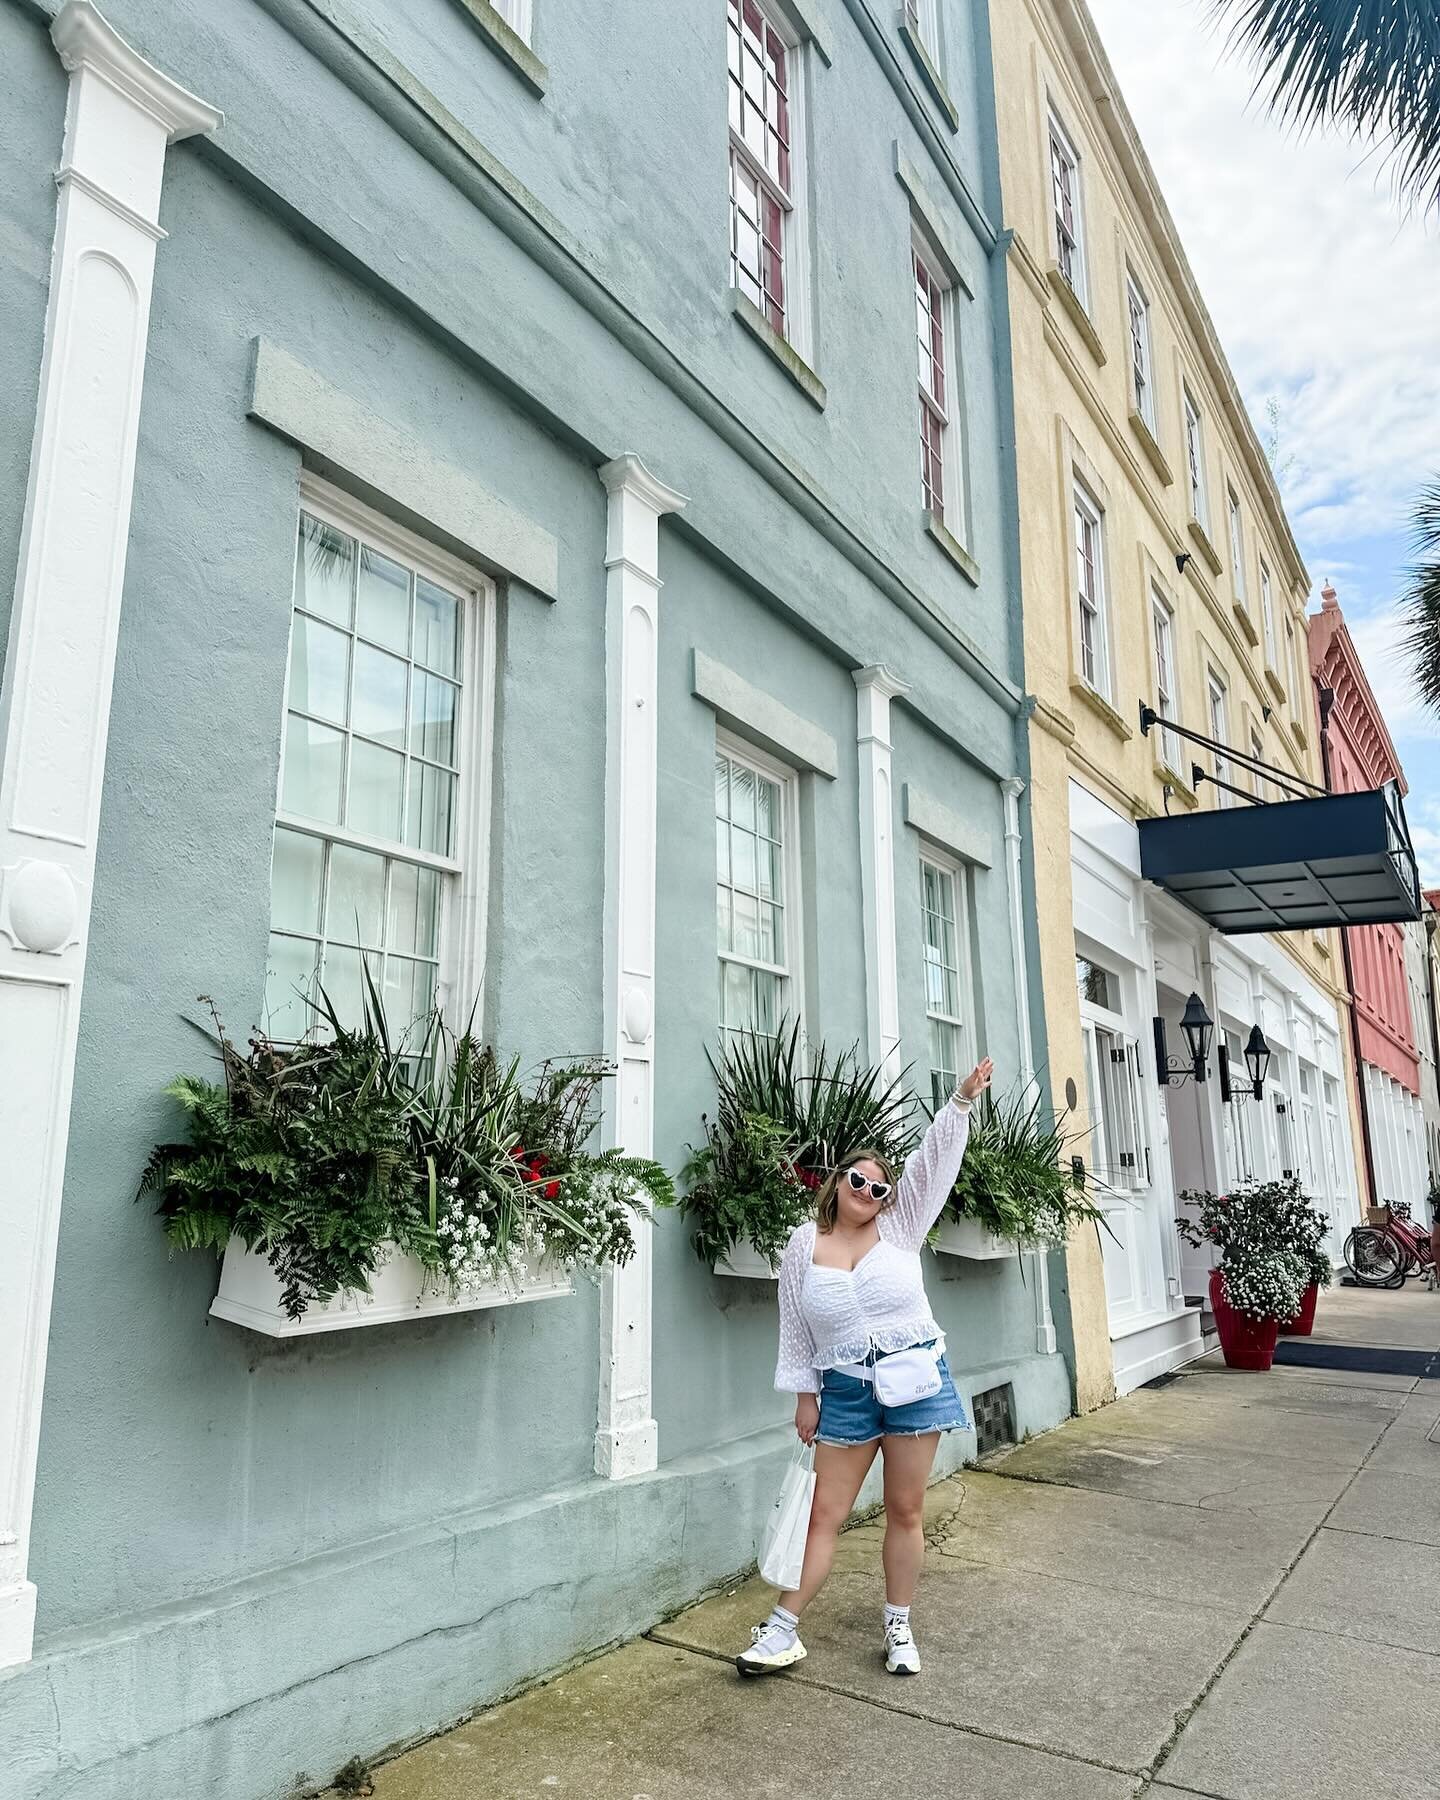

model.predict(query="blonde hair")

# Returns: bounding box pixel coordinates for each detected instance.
[815,1147,899,1233]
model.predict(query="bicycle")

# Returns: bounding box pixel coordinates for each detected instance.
[1343,1202,1437,1289]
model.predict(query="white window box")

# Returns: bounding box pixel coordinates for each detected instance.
[714,1242,780,1279]
[932,1217,1015,1261]
[208,1237,573,1337]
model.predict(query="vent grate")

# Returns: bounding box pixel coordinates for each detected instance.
[971,1382,1015,1456]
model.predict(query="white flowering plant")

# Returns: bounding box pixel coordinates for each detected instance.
[1175,1177,1328,1321]
[413,1039,673,1295]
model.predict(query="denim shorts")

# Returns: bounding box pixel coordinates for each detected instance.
[816,1342,971,1446]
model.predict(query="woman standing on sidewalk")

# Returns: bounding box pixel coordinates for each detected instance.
[737,1057,993,1679]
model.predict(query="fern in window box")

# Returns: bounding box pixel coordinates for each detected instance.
[672,1020,917,1268]
[940,1088,1103,1247]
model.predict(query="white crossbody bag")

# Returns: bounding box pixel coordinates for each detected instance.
[868,1334,947,1408]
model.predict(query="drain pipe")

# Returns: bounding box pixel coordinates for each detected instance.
[1318,685,1378,1213]
[1002,777,1056,1356]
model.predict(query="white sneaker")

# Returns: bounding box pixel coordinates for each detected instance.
[884,1617,920,1675]
[736,1619,807,1677]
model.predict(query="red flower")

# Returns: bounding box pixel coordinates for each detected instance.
[545,1180,560,1200]
[511,1146,527,1161]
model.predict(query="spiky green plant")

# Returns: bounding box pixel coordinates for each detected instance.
[1399,480,1440,716]
[1211,1,1440,213]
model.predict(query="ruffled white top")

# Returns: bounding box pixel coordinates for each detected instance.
[773,1098,972,1394]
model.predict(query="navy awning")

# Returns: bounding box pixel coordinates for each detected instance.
[1138,787,1420,934]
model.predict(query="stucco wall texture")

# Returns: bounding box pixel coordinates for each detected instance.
[0,1,1073,1795]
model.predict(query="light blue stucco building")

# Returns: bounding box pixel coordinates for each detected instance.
[0,0,1075,1793]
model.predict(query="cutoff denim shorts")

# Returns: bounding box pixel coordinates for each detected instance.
[816,1341,971,1446]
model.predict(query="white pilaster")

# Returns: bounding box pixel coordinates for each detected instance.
[854,666,909,1084]
[594,455,686,1481]
[1001,778,1055,1356]
[0,2,220,1670]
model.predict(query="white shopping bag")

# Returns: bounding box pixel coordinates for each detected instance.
[759,1442,815,1590]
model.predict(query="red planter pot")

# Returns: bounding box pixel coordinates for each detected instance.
[1278,1281,1319,1337]
[1209,1267,1280,1371]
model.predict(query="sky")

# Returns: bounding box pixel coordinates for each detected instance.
[1085,0,1440,882]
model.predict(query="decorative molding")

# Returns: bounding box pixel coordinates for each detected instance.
[247,339,559,599]
[1068,679,1134,744]
[448,0,547,96]
[594,454,686,1481]
[1232,597,1259,647]
[895,15,959,132]
[893,143,974,295]
[772,0,834,64]
[902,782,993,868]
[1046,263,1108,367]
[729,292,827,410]
[1187,516,1224,579]
[0,0,219,1672]
[1026,695,1078,748]
[691,650,839,780]
[926,512,980,586]
[855,667,909,1081]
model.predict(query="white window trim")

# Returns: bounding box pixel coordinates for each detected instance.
[1259,557,1278,671]
[1206,667,1231,808]
[912,224,967,544]
[714,726,806,1038]
[1072,477,1111,700]
[1183,387,1209,531]
[1227,486,1246,605]
[1047,106,1089,309]
[1126,268,1155,429]
[727,0,814,363]
[279,474,498,1031]
[1150,586,1181,774]
[492,0,533,43]
[918,843,974,1109]
[906,0,940,63]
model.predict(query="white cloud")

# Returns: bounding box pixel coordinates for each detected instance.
[1086,0,1440,555]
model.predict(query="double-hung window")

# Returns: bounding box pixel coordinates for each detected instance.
[903,0,940,63]
[920,853,972,1112]
[914,236,962,534]
[1260,557,1278,670]
[728,0,801,344]
[1227,487,1246,606]
[1250,724,1267,800]
[1207,670,1231,807]
[1048,110,1087,305]
[268,491,486,1045]
[1285,615,1302,715]
[1151,588,1180,772]
[1126,271,1154,428]
[1073,480,1109,697]
[1183,389,1209,530]
[716,737,797,1042]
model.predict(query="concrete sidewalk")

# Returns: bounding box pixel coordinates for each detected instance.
[341,1286,1440,1800]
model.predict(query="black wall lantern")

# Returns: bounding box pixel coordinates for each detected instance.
[1219,1023,1272,1102]
[1154,992,1214,1087]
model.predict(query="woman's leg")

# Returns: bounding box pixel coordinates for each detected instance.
[878,1431,941,1607]
[779,1437,878,1615]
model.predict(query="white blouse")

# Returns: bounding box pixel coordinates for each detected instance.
[773,1098,972,1394]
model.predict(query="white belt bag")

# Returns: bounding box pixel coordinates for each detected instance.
[839,1335,947,1407]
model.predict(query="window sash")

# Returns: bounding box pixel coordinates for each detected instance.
[491,0,532,41]
[1260,562,1278,667]
[1227,491,1246,600]
[914,244,950,519]
[1127,275,1152,424]
[1208,676,1231,806]
[728,0,795,339]
[921,855,970,1110]
[716,738,798,1042]
[1151,595,1180,770]
[1048,116,1084,298]
[904,0,939,59]
[270,496,485,1045]
[1074,486,1108,695]
[1184,393,1208,526]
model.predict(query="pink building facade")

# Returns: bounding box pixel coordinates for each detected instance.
[1310,585,1427,1208]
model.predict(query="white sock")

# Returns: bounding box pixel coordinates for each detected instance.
[766,1604,799,1644]
[884,1603,910,1632]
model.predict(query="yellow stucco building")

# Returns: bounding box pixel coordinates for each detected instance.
[990,0,1368,1408]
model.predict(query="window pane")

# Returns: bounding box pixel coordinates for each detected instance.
[715,755,731,821]
[388,861,441,958]
[715,816,731,885]
[295,516,354,627]
[1076,955,1114,1009]
[266,932,318,1040]
[733,826,757,893]
[270,827,324,934]
[288,615,350,726]
[357,547,410,652]
[406,761,456,857]
[320,943,375,1031]
[348,738,406,841]
[755,773,779,841]
[282,715,345,825]
[383,954,434,1044]
[414,579,459,677]
[327,843,386,948]
[716,885,733,953]
[756,836,779,900]
[411,671,459,767]
[352,642,409,748]
[731,763,756,832]
[732,889,760,958]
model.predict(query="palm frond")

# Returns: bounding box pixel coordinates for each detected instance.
[1399,478,1440,714]
[1211,0,1440,212]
